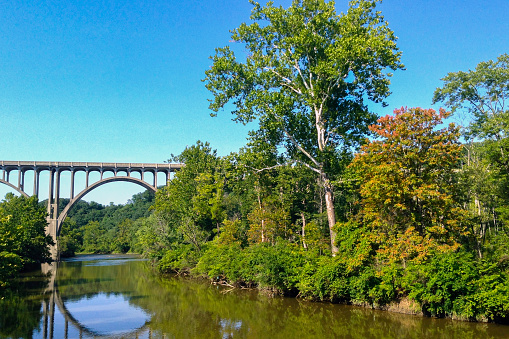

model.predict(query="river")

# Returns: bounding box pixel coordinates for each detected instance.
[0,254,507,338]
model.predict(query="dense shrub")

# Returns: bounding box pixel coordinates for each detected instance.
[193,242,249,284]
[194,241,309,294]
[403,250,509,321]
[158,244,199,274]
[462,263,509,322]
[0,252,23,288]
[297,257,399,306]
[297,256,349,302]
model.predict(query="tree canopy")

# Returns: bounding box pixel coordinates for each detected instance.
[0,194,53,286]
[204,0,403,253]
[349,107,467,265]
[433,53,509,258]
[433,53,509,142]
[433,53,509,175]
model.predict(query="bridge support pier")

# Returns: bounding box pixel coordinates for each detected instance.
[0,161,182,262]
[46,219,59,261]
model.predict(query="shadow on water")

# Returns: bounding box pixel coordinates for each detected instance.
[1,254,508,338]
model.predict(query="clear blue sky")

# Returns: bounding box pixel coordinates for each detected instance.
[1,0,508,204]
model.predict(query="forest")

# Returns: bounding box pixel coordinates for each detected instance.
[0,0,508,323]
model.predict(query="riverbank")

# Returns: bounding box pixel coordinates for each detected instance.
[154,241,509,325]
[4,254,509,339]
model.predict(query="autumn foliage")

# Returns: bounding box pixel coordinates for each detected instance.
[349,107,469,265]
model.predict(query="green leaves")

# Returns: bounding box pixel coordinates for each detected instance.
[154,141,224,252]
[205,0,403,165]
[433,53,509,142]
[205,0,403,254]
[403,250,509,321]
[0,194,53,286]
[434,54,509,258]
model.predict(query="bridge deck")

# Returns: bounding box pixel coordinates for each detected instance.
[0,161,183,172]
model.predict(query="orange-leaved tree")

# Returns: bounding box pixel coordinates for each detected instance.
[349,107,469,265]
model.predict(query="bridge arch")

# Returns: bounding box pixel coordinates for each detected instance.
[57,176,156,236]
[0,161,183,259]
[0,179,29,198]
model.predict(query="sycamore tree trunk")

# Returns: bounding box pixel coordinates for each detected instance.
[316,108,339,255]
[257,189,265,243]
[322,173,338,255]
[301,211,308,249]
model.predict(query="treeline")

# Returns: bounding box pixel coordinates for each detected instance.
[131,38,509,324]
[140,106,508,322]
[57,190,155,256]
[130,0,509,323]
[0,194,53,288]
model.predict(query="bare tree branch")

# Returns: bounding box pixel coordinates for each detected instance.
[294,60,310,92]
[272,70,303,94]
[295,159,322,174]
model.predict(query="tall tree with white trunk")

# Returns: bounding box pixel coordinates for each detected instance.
[204,0,403,254]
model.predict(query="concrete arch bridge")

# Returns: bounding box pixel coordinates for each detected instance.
[0,161,183,259]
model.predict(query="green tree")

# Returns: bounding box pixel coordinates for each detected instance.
[433,53,509,166]
[112,219,133,253]
[230,141,288,245]
[204,0,403,254]
[82,221,110,253]
[193,172,226,237]
[58,218,82,257]
[155,141,222,252]
[0,194,53,285]
[0,194,53,265]
[432,53,509,185]
[454,142,507,257]
[133,214,170,259]
[433,53,509,255]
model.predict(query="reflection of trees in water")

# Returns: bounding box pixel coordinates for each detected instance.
[56,257,504,339]
[0,269,50,338]
[106,265,500,339]
[54,257,151,338]
[1,257,505,339]
[56,258,149,301]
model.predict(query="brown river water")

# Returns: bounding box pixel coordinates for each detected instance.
[1,254,508,338]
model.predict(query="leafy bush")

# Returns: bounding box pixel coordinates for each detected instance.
[192,242,244,282]
[0,252,22,287]
[455,262,509,321]
[194,241,309,294]
[403,251,478,317]
[297,256,349,302]
[403,250,509,321]
[243,242,306,292]
[158,244,199,273]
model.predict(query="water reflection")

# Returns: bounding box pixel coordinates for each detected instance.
[1,255,508,339]
[42,256,152,339]
[0,269,49,339]
[64,293,148,334]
